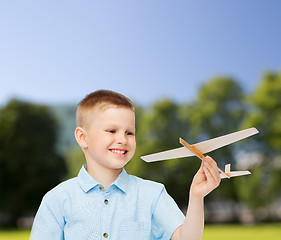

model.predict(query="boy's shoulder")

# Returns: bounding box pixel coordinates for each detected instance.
[43,177,79,201]
[125,173,173,209]
[126,172,165,194]
[52,176,78,191]
[132,174,163,186]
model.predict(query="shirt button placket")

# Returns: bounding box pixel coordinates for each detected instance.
[103,198,110,237]
[102,188,111,239]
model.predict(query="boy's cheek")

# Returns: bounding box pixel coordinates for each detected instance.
[132,143,136,153]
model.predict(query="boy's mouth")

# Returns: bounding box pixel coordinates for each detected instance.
[109,149,128,155]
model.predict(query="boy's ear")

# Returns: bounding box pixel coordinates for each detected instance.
[74,127,88,149]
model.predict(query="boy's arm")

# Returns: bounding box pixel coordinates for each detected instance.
[171,156,221,240]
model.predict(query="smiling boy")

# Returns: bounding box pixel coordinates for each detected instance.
[30,90,221,240]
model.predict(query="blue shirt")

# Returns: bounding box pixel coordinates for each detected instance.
[30,165,185,240]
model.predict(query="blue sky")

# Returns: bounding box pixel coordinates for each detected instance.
[0,0,280,106]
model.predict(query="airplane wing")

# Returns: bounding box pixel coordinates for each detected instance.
[220,171,251,179]
[141,127,258,162]
[140,146,192,162]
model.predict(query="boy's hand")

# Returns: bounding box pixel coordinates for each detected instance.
[190,156,221,199]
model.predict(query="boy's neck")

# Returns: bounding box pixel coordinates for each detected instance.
[86,163,123,190]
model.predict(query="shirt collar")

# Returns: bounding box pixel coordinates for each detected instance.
[78,165,129,193]
[78,165,99,193]
[111,168,129,193]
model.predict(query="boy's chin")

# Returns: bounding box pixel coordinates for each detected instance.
[114,160,131,169]
[108,158,131,170]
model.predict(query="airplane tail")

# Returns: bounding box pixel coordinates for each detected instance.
[219,164,251,179]
[225,164,231,173]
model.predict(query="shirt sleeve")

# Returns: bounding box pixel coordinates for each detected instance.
[30,193,65,240]
[151,186,185,240]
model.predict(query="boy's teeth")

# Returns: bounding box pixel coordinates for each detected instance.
[111,149,126,154]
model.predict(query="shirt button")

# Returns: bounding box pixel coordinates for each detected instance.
[104,199,109,205]
[99,186,104,190]
[103,233,108,238]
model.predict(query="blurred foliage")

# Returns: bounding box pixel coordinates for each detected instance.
[65,146,85,178]
[181,77,247,202]
[49,105,77,154]
[182,77,246,138]
[236,72,281,211]
[0,99,66,226]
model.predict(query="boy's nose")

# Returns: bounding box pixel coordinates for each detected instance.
[116,133,127,144]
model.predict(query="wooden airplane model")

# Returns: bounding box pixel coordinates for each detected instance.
[141,127,259,179]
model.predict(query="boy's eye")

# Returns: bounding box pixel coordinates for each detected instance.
[107,130,115,133]
[126,132,135,136]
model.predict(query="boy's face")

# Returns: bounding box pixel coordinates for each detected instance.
[82,106,136,171]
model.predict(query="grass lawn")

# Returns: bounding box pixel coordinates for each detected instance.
[0,229,30,240]
[0,224,280,240]
[203,223,281,240]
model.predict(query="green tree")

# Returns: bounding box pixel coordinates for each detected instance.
[181,77,247,202]
[183,77,246,140]
[65,146,85,178]
[0,99,66,226]
[237,72,281,212]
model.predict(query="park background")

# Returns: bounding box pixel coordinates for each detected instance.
[0,0,281,239]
